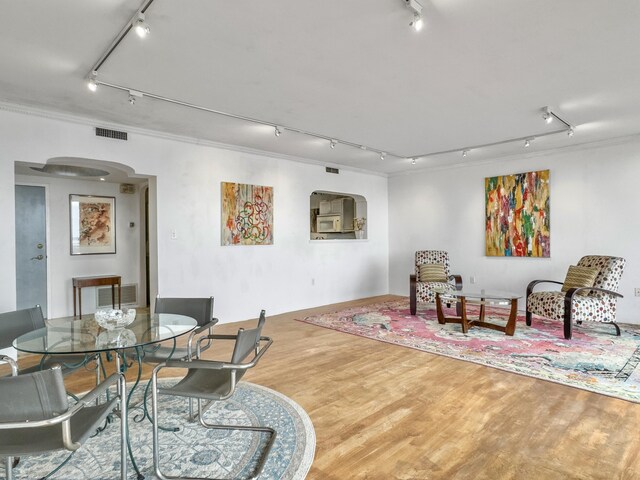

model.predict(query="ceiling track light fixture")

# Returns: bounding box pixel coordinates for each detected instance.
[542,106,574,131]
[128,89,143,105]
[405,0,424,31]
[85,9,577,165]
[133,12,150,38]
[87,71,98,92]
[411,13,424,31]
[402,107,575,159]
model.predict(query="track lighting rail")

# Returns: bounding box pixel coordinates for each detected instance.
[85,1,576,164]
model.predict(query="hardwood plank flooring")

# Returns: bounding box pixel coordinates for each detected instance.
[11,295,640,479]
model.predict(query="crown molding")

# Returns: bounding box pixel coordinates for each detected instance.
[0,101,388,179]
[387,132,640,178]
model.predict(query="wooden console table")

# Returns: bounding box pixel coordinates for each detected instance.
[72,275,121,319]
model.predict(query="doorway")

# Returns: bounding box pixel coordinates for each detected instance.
[15,185,48,317]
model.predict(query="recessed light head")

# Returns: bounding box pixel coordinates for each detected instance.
[99,177,106,182]
[543,107,554,124]
[524,138,533,148]
[380,152,386,160]
[274,126,282,137]
[128,94,136,105]
[567,127,575,137]
[462,150,469,158]
[133,12,150,38]
[87,71,98,92]
[330,139,337,149]
[360,145,367,150]
[411,158,416,165]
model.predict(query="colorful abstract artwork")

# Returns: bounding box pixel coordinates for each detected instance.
[485,169,550,257]
[221,182,273,246]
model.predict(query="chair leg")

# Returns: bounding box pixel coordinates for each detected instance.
[410,275,417,315]
[198,400,276,480]
[563,301,573,340]
[6,457,13,480]
[612,322,621,336]
[525,310,532,326]
[152,378,276,480]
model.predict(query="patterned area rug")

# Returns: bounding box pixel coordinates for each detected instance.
[299,299,640,403]
[14,381,315,479]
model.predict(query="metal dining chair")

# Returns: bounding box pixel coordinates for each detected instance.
[0,360,127,480]
[0,306,97,376]
[138,296,218,363]
[150,310,274,480]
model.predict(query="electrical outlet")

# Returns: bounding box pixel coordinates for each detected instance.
[635,288,640,297]
[170,229,177,240]
[470,276,476,284]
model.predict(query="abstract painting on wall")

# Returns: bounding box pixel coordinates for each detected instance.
[221,182,273,246]
[69,194,116,255]
[485,169,550,257]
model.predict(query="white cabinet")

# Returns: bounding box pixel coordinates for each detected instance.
[316,197,354,232]
[319,201,332,215]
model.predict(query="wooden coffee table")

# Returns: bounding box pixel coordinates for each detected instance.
[435,289,522,336]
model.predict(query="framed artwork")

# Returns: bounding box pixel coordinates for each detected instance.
[69,194,116,255]
[221,182,273,246]
[485,169,550,257]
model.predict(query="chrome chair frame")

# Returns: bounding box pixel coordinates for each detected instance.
[140,296,218,363]
[150,311,274,480]
[0,363,127,480]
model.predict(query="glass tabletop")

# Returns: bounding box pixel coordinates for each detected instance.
[438,289,522,300]
[13,313,197,354]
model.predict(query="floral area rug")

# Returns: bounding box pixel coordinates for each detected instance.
[298,299,640,403]
[13,381,315,479]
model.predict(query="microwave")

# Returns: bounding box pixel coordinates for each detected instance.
[317,215,342,233]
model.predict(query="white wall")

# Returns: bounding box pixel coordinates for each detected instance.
[388,138,640,324]
[0,108,389,323]
[15,175,142,318]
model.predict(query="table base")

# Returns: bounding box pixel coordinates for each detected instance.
[435,293,518,336]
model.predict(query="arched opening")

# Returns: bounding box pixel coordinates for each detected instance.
[310,191,367,240]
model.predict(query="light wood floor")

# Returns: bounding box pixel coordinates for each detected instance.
[14,295,640,479]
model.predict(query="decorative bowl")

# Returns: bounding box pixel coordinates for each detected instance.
[94,308,136,330]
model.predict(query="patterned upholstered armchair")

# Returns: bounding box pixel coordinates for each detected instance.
[410,250,463,315]
[526,255,625,339]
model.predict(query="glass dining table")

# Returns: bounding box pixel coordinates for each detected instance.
[13,312,198,480]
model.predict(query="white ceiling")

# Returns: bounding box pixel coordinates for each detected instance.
[1,0,639,174]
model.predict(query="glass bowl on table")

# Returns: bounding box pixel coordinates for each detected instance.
[94,308,136,331]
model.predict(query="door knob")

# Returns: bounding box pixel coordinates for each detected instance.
[37,243,44,249]
[30,255,44,260]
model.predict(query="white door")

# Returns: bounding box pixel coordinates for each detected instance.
[15,185,48,317]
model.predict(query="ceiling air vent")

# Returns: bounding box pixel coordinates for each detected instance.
[95,127,128,141]
[325,167,339,174]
